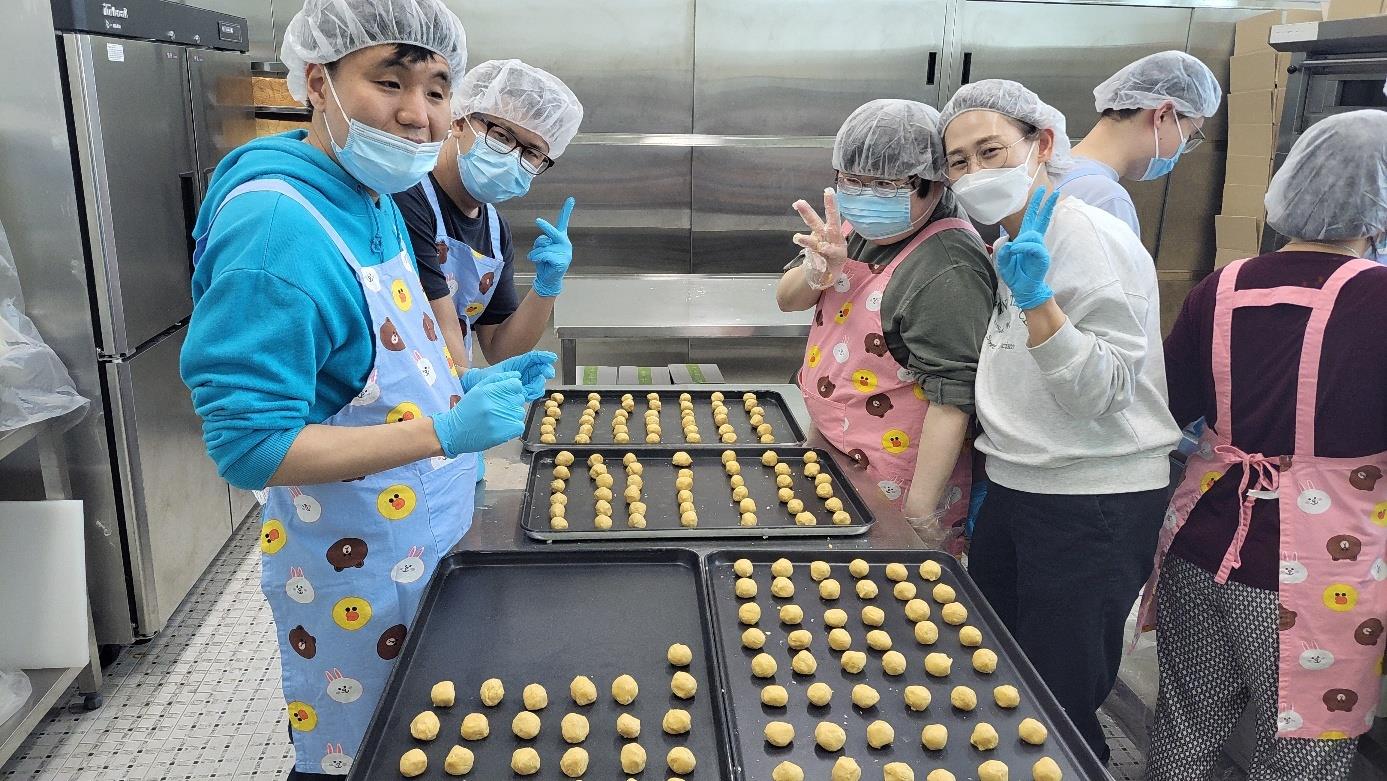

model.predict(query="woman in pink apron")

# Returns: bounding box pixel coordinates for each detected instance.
[1145,111,1387,780]
[778,99,995,547]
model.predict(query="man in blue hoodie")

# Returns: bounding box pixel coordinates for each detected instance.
[181,1,555,776]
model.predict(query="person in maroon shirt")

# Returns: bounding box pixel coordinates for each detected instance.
[1146,110,1387,780]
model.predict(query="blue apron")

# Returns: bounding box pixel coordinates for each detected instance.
[215,179,476,775]
[422,178,505,365]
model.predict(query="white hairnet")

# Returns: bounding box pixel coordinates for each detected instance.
[281,0,467,103]
[1265,110,1387,242]
[832,99,946,181]
[1094,50,1222,117]
[939,79,1073,175]
[454,59,585,158]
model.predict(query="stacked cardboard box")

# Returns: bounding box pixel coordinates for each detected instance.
[1325,0,1387,20]
[1216,8,1324,266]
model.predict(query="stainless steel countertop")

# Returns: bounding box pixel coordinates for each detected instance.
[457,384,921,553]
[553,275,813,340]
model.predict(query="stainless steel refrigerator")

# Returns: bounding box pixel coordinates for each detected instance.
[50,0,254,637]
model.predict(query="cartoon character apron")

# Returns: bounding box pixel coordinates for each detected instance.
[214,179,476,774]
[1138,256,1387,740]
[422,179,505,365]
[798,218,977,527]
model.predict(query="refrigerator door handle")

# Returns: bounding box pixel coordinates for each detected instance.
[178,170,197,270]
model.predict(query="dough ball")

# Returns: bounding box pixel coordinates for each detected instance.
[730,474,746,489]
[671,451,692,467]
[735,577,758,598]
[816,482,835,499]
[925,652,952,677]
[816,721,847,751]
[884,762,915,781]
[804,462,821,478]
[668,643,693,666]
[882,650,907,676]
[1033,757,1062,781]
[795,511,817,526]
[431,680,456,707]
[828,627,853,651]
[550,503,567,519]
[904,685,932,711]
[905,599,931,622]
[570,675,597,705]
[512,710,541,739]
[480,678,504,707]
[725,460,742,476]
[802,561,830,582]
[460,712,489,740]
[751,652,778,678]
[721,449,737,464]
[739,602,762,625]
[825,496,845,512]
[832,510,853,525]
[973,648,999,674]
[624,485,643,503]
[941,602,968,626]
[764,720,795,747]
[551,492,570,507]
[927,771,956,781]
[550,517,569,531]
[732,486,750,502]
[627,463,645,477]
[741,511,759,526]
[612,674,639,704]
[629,501,647,515]
[951,686,978,711]
[620,742,647,774]
[771,576,795,598]
[787,498,805,514]
[841,650,867,673]
[510,747,540,776]
[885,562,908,582]
[761,450,779,467]
[617,712,641,738]
[734,558,754,577]
[555,450,575,466]
[761,684,789,707]
[832,756,862,781]
[595,474,615,490]
[932,583,956,603]
[768,557,793,577]
[627,514,647,529]
[778,487,795,503]
[667,746,696,775]
[675,476,694,491]
[855,579,879,599]
[686,431,702,443]
[779,604,804,624]
[722,429,739,443]
[915,620,940,645]
[893,581,918,601]
[787,629,812,649]
[851,683,880,708]
[994,685,1021,709]
[400,748,428,777]
[775,462,793,476]
[553,465,571,480]
[614,432,630,444]
[662,708,691,735]
[958,625,983,647]
[921,723,948,750]
[866,719,895,748]
[595,499,614,516]
[971,722,999,750]
[680,510,699,528]
[978,760,1008,781]
[410,710,441,741]
[919,560,942,581]
[443,745,474,776]
[824,608,848,627]
[861,606,886,626]
[1018,717,1048,745]
[815,472,833,486]
[807,681,834,706]
[560,747,589,778]
[671,671,698,699]
[791,650,817,675]
[819,578,842,600]
[739,498,758,514]
[771,760,805,781]
[866,629,892,651]
[550,479,566,494]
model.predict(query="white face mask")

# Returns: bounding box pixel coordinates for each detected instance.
[950,143,1038,226]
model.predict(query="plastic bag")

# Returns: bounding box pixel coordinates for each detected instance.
[906,509,968,558]
[0,668,32,724]
[0,218,87,432]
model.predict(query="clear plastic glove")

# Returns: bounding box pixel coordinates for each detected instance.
[792,188,850,287]
[996,188,1059,310]
[461,351,557,401]
[431,370,527,458]
[529,197,575,298]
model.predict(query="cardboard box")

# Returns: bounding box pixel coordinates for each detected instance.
[251,76,297,107]
[1216,214,1265,251]
[1326,0,1387,21]
[576,365,619,385]
[1215,247,1251,268]
[1224,154,1276,190]
[1228,123,1278,159]
[1228,89,1286,124]
[1229,50,1294,93]
[667,363,725,384]
[255,117,310,136]
[1235,9,1325,55]
[616,365,673,385]
[1222,184,1270,219]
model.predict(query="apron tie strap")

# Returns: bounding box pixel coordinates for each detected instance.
[1211,443,1281,584]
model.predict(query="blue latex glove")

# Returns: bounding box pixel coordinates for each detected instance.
[462,350,556,401]
[996,188,1059,310]
[430,371,526,458]
[528,197,575,298]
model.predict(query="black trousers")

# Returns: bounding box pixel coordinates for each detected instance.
[967,482,1166,764]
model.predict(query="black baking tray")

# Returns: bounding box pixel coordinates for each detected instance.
[521,446,874,541]
[703,549,1112,781]
[522,387,808,452]
[350,548,734,780]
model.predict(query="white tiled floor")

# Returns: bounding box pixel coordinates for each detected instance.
[4,510,1154,781]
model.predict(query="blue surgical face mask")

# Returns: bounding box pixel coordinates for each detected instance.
[835,188,915,240]
[322,71,442,195]
[1139,115,1187,182]
[457,121,534,204]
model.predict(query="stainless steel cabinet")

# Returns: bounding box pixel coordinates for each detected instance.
[186,0,275,63]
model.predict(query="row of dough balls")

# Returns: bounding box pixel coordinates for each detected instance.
[402,743,702,778]
[549,451,650,530]
[764,756,1063,781]
[761,712,1050,750]
[733,557,946,584]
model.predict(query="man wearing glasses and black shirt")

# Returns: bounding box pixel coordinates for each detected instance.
[397,59,583,373]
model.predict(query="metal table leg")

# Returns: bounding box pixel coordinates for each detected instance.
[561,338,577,385]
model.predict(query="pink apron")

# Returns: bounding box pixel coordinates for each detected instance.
[1138,257,1387,739]
[797,218,976,525]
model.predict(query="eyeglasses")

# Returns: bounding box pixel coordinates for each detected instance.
[835,173,914,197]
[944,136,1031,182]
[470,117,555,175]
[1178,117,1206,153]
